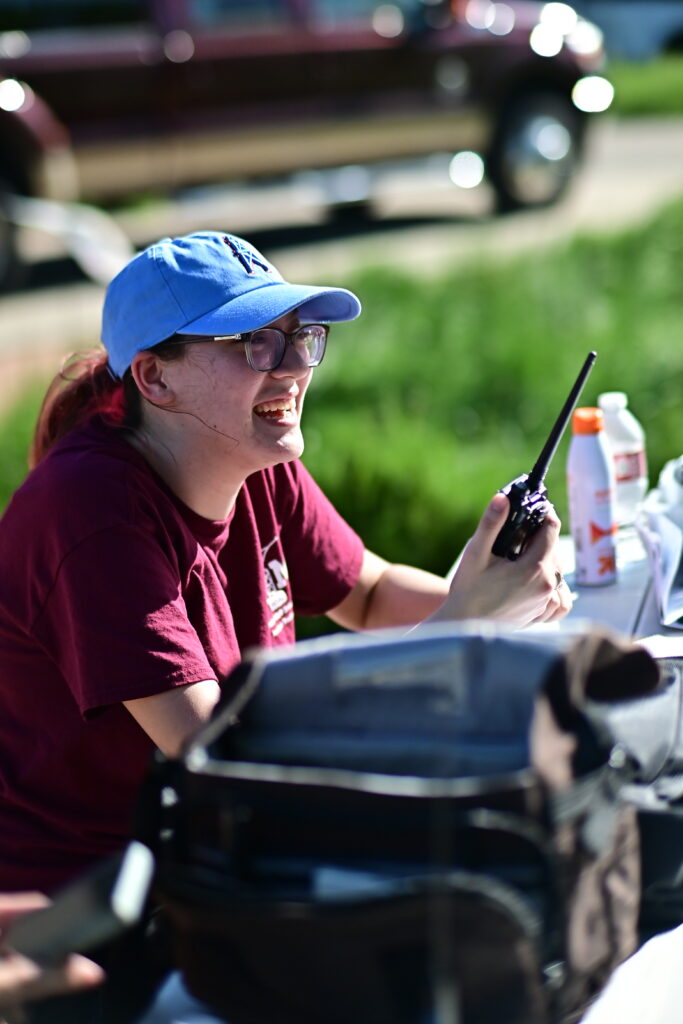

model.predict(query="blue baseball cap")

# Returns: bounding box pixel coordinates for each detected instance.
[102,231,362,377]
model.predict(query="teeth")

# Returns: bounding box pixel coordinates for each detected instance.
[256,399,295,414]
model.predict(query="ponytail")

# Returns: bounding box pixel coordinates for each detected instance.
[29,351,131,468]
[29,338,188,468]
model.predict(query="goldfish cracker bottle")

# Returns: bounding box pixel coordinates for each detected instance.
[597,391,648,527]
[567,407,618,586]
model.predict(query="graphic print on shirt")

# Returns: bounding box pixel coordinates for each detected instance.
[261,536,294,637]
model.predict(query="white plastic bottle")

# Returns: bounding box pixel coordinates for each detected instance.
[566,407,618,586]
[598,391,648,527]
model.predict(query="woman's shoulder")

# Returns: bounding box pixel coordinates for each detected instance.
[241,461,337,536]
[244,460,318,513]
[255,459,315,495]
[3,418,166,540]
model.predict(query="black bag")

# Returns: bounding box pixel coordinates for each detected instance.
[141,622,659,1024]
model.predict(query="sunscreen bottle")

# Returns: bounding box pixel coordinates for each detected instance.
[567,407,617,586]
[598,391,648,527]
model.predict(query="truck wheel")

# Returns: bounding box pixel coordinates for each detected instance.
[0,184,25,291]
[486,92,583,212]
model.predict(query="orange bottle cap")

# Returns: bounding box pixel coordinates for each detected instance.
[572,407,604,434]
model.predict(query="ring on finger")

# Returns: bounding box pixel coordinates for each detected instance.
[554,570,565,591]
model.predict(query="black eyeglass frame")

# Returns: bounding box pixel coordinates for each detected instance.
[168,323,329,372]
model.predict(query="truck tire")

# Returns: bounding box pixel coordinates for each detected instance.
[486,92,584,212]
[0,182,25,291]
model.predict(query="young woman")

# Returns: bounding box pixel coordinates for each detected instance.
[0,230,570,898]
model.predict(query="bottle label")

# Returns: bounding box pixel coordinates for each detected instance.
[567,471,618,586]
[589,521,618,544]
[613,449,647,483]
[597,552,617,577]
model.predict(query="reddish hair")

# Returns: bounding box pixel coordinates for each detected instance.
[29,339,188,468]
[29,351,127,469]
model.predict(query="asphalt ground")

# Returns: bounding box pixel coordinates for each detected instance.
[0,115,681,411]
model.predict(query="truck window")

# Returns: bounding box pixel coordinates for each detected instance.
[0,1,147,31]
[313,0,418,29]
[188,0,292,30]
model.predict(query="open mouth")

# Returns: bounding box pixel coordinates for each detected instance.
[254,398,297,421]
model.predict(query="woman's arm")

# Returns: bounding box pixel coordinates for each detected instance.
[329,493,571,632]
[328,551,448,631]
[123,678,222,758]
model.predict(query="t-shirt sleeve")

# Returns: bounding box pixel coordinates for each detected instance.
[279,462,365,615]
[31,523,217,716]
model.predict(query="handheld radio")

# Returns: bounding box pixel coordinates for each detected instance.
[492,351,597,560]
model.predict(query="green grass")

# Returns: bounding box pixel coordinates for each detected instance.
[298,195,683,573]
[609,55,683,116]
[0,381,43,506]
[1,197,682,596]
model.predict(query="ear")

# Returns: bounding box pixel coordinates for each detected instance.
[130,351,176,405]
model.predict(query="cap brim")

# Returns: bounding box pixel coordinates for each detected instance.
[176,282,361,336]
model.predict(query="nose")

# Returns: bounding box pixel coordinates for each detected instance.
[269,339,311,378]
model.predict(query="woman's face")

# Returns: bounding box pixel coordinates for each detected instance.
[158,311,315,476]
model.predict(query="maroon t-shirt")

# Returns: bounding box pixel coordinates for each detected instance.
[0,416,364,892]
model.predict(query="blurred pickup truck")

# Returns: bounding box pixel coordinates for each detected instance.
[0,0,612,289]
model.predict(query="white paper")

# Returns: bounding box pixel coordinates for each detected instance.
[636,634,683,659]
[637,459,683,629]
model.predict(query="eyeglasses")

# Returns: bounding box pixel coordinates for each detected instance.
[174,324,329,372]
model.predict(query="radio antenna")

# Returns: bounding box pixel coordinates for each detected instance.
[527,351,597,491]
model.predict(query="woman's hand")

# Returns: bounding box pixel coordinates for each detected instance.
[434,492,572,628]
[0,893,104,1019]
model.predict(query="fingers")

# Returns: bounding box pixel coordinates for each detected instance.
[467,493,510,562]
[55,954,105,992]
[0,952,104,1014]
[445,495,572,627]
[510,509,571,624]
[472,494,559,568]
[549,571,573,620]
[523,506,561,561]
[530,570,573,624]
[516,507,571,623]
[531,594,561,624]
[0,895,48,930]
[0,893,104,1016]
